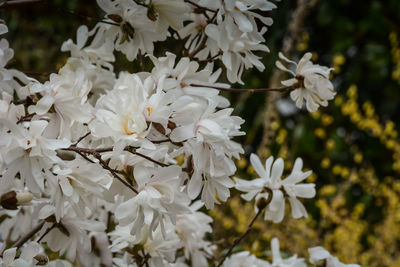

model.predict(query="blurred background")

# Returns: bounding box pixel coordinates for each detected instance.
[1,0,400,266]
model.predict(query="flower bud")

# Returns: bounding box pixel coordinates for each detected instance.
[107,14,123,23]
[34,254,49,266]
[147,6,158,22]
[256,197,270,210]
[16,192,34,205]
[0,191,33,210]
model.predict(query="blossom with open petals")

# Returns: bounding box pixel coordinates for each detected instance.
[276,52,335,112]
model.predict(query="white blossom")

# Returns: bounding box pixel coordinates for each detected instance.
[276,52,335,112]
[308,246,361,267]
[236,154,315,223]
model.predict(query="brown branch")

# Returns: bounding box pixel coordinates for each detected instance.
[216,188,273,267]
[189,83,292,93]
[124,146,169,167]
[62,146,138,194]
[138,49,145,72]
[62,144,170,193]
[188,35,208,58]
[183,0,217,13]
[94,153,139,194]
[0,0,44,8]
[56,6,119,26]
[37,223,56,243]
[6,221,45,252]
[16,113,36,124]
[73,132,91,146]
[197,52,221,63]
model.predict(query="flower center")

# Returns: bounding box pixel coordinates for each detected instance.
[124,118,136,135]
[146,106,154,116]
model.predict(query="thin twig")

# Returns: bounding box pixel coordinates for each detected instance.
[0,0,44,8]
[138,49,145,71]
[124,146,169,167]
[37,223,56,243]
[8,221,45,251]
[76,150,95,163]
[217,188,273,267]
[197,52,221,63]
[94,153,139,194]
[16,113,36,124]
[190,83,292,93]
[62,146,138,194]
[73,132,91,146]
[56,6,119,26]
[184,0,217,13]
[188,35,208,58]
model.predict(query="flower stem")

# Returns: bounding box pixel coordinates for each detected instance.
[190,83,292,93]
[1,221,45,255]
[216,188,273,267]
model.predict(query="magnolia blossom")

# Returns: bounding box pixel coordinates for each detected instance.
[276,52,335,112]
[37,207,106,261]
[270,237,306,267]
[0,118,70,193]
[236,154,315,223]
[0,242,72,267]
[89,72,150,145]
[171,99,244,208]
[308,247,361,267]
[205,16,269,84]
[223,251,269,267]
[46,159,112,221]
[114,165,190,238]
[199,0,276,33]
[175,202,216,266]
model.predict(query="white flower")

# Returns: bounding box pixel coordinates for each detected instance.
[61,25,115,67]
[199,0,276,32]
[114,165,190,238]
[170,99,244,208]
[308,246,361,267]
[94,0,188,61]
[38,208,105,261]
[0,38,32,96]
[27,62,95,139]
[235,154,315,223]
[46,159,112,222]
[223,251,269,267]
[269,237,306,267]
[110,223,182,266]
[89,72,149,144]
[175,201,216,267]
[0,117,70,193]
[149,52,223,101]
[276,52,335,112]
[205,16,269,84]
[0,23,8,35]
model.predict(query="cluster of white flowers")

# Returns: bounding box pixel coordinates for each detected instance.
[0,1,361,266]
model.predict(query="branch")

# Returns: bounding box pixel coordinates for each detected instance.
[62,146,138,194]
[189,83,292,93]
[5,221,45,253]
[0,0,44,8]
[183,0,217,13]
[188,34,207,58]
[16,113,36,124]
[94,154,139,195]
[56,6,119,26]
[73,132,91,146]
[37,223,56,243]
[216,188,273,267]
[124,146,169,167]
